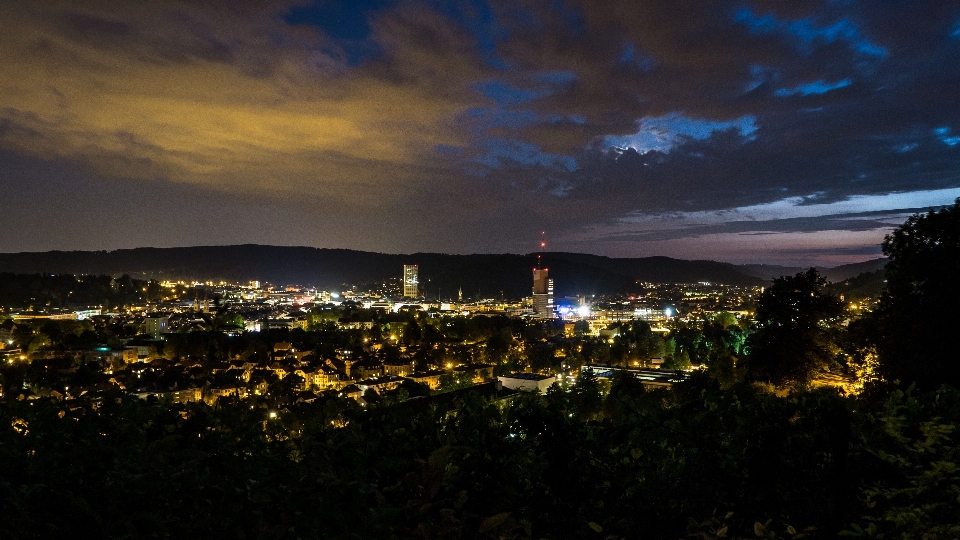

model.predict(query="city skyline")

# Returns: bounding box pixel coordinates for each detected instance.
[2,1,960,266]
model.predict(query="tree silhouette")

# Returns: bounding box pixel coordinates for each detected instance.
[874,199,960,390]
[746,269,844,387]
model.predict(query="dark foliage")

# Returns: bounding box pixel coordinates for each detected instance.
[2,380,958,539]
[0,273,157,309]
[746,269,844,387]
[874,199,960,390]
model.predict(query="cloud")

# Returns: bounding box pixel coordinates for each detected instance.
[0,0,486,200]
[2,0,960,265]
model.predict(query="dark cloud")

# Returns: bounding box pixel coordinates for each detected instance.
[1,0,959,265]
[593,209,932,244]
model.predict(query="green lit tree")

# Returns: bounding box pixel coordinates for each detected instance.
[662,350,691,371]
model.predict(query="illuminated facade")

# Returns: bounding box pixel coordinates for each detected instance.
[403,264,419,297]
[532,268,554,317]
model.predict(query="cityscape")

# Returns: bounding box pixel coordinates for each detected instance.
[1,261,769,405]
[2,0,960,538]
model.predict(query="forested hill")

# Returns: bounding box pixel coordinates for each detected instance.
[735,258,887,282]
[0,245,775,297]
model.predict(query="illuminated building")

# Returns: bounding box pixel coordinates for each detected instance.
[144,316,169,339]
[403,264,419,297]
[532,268,554,317]
[498,372,557,392]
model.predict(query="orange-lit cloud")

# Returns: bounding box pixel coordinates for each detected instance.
[0,0,483,200]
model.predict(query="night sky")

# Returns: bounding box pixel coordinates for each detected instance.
[2,0,960,266]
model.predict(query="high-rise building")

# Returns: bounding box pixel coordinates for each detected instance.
[403,264,419,297]
[532,268,554,317]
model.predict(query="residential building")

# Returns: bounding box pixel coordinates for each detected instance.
[384,359,415,377]
[143,316,170,339]
[408,369,445,389]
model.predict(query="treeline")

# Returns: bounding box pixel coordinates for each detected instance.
[0,273,162,309]
[1,376,957,538]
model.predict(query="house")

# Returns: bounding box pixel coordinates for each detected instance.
[453,363,495,383]
[0,320,17,345]
[296,364,345,391]
[326,358,355,378]
[246,370,273,395]
[337,320,375,330]
[205,383,244,404]
[384,359,415,377]
[352,359,384,380]
[130,387,202,404]
[408,369,446,390]
[83,346,138,364]
[339,384,364,403]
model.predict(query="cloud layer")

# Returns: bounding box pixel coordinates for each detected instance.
[1,0,959,265]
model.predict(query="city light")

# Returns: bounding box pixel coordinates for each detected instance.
[0,0,953,533]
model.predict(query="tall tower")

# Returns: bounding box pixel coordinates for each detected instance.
[532,232,554,317]
[532,268,554,316]
[403,264,419,297]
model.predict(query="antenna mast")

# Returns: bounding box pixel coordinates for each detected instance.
[538,231,546,269]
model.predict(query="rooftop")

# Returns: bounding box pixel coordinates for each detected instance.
[499,373,554,381]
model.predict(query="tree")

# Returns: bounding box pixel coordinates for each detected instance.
[485,328,512,361]
[603,370,645,422]
[437,372,473,392]
[362,388,382,405]
[571,369,603,419]
[746,269,844,388]
[527,342,556,372]
[402,319,422,345]
[573,320,590,336]
[610,339,629,366]
[662,350,691,371]
[874,199,960,390]
[713,311,739,330]
[214,312,244,333]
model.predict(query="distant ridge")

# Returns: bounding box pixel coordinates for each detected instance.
[736,258,887,282]
[0,245,880,298]
[736,264,808,281]
[819,258,887,282]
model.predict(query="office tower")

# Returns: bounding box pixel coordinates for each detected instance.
[532,268,554,317]
[403,264,419,297]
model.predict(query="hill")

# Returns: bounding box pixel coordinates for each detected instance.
[819,258,887,282]
[735,258,887,282]
[736,264,808,280]
[0,245,770,298]
[826,269,887,300]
